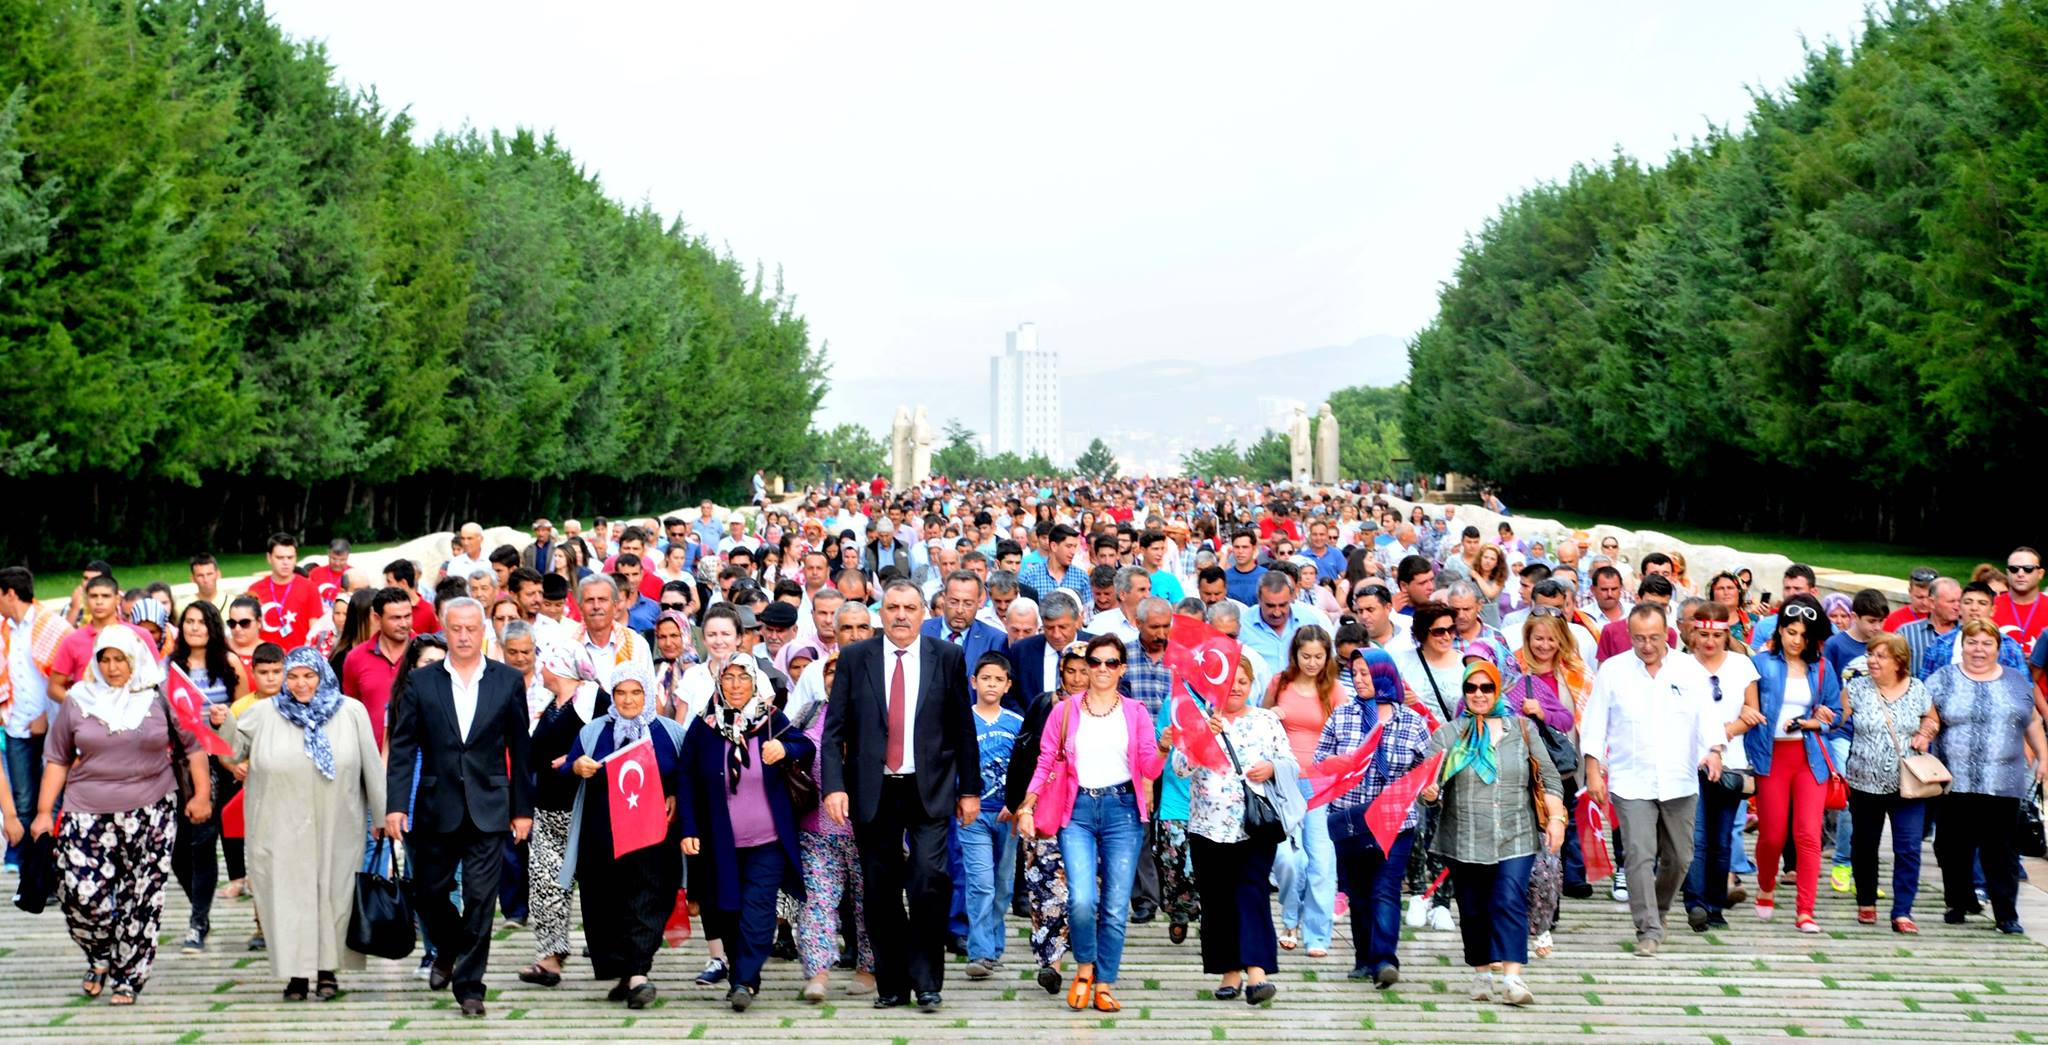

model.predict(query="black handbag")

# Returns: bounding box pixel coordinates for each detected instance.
[1517,676,1579,780]
[770,720,820,816]
[1220,728,1286,847]
[348,837,416,960]
[11,832,58,914]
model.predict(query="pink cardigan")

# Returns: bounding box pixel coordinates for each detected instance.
[1027,695,1166,822]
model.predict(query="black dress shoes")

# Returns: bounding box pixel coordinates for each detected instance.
[916,991,942,1013]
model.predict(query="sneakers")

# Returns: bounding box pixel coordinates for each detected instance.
[180,928,206,954]
[247,932,267,952]
[1609,869,1630,903]
[1498,973,1534,1006]
[696,958,730,986]
[413,956,435,981]
[1426,905,1455,932]
[1469,971,1496,1001]
[963,959,999,980]
[1404,895,1429,928]
[1996,920,2026,935]
[1829,865,1852,893]
[1687,907,1711,933]
[1375,965,1400,990]
[1635,935,1660,958]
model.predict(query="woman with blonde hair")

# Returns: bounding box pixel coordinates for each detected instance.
[1268,625,1340,957]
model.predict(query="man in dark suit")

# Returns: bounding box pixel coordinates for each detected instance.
[384,597,534,1019]
[519,517,555,573]
[822,578,981,1013]
[1005,589,1091,708]
[921,570,1012,682]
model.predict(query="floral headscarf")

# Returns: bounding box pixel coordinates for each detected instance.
[706,654,776,793]
[276,647,348,780]
[1440,660,1507,785]
[537,638,601,722]
[69,625,164,734]
[607,658,661,750]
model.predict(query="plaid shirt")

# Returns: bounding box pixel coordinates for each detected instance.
[1019,559,1091,601]
[1315,697,1433,835]
[1121,640,1172,717]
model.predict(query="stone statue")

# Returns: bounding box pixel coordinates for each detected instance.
[890,406,912,488]
[1315,402,1340,484]
[1287,405,1313,482]
[910,406,934,485]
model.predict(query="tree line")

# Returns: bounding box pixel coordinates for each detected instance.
[0,0,825,567]
[1401,0,2046,548]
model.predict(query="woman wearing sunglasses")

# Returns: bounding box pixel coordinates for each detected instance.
[1679,601,1764,931]
[1745,595,1842,933]
[1015,634,1167,1014]
[1392,602,1464,930]
[1419,660,1564,1007]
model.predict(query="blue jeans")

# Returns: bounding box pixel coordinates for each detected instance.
[1059,787,1145,983]
[1447,855,1533,967]
[960,809,1016,962]
[1335,829,1413,974]
[1275,779,1336,950]
[1683,775,1742,916]
[947,819,970,940]
[1849,788,1925,919]
[2,733,44,867]
[1729,799,1756,873]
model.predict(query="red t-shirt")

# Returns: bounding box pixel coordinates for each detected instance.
[249,575,323,651]
[308,565,350,608]
[48,622,160,683]
[1993,593,2048,655]
[410,596,440,636]
[1595,618,1676,663]
[340,639,404,751]
[1881,605,1923,631]
[1257,517,1303,546]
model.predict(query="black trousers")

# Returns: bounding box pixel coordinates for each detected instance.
[1934,792,2020,924]
[411,823,505,1001]
[1189,833,1279,976]
[855,776,953,996]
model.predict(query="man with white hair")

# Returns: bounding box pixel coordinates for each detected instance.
[1004,597,1041,645]
[445,522,488,580]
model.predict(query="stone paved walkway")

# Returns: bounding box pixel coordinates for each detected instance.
[3,849,2045,1043]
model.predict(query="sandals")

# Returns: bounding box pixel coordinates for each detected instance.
[81,966,108,998]
[1533,930,1554,958]
[1893,917,1919,935]
[1278,928,1300,951]
[1092,985,1122,1013]
[518,963,563,987]
[283,977,310,1002]
[1306,948,1329,958]
[1754,894,1776,921]
[1065,970,1095,1011]
[1168,922,1187,945]
[1857,907,1878,926]
[315,972,339,1001]
[108,985,138,1006]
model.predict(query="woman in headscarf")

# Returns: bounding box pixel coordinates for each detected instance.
[31,626,210,1006]
[215,648,383,1001]
[1418,660,1565,1008]
[1320,648,1432,988]
[650,609,696,720]
[679,654,813,1011]
[558,659,686,1008]
[519,640,610,988]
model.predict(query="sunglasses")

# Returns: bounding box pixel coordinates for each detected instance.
[1427,625,1456,637]
[1461,682,1497,695]
[228,619,257,629]
[1086,657,1124,669]
[1782,603,1819,621]
[2007,564,2042,575]
[1528,606,1565,619]
[660,602,689,612]
[1709,675,1724,703]
[1908,568,1939,584]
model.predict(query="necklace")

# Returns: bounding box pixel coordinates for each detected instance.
[1083,692,1122,717]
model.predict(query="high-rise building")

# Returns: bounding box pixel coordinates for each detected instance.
[989,322,1061,462]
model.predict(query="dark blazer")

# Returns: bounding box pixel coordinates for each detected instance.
[520,540,554,573]
[387,658,535,834]
[1005,630,1096,707]
[676,714,813,910]
[821,636,981,824]
[920,617,1012,684]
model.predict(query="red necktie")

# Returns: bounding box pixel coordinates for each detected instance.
[886,648,908,773]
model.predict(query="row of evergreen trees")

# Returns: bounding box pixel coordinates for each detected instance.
[1402,0,2045,546]
[0,0,824,564]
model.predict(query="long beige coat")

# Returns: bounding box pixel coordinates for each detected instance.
[222,699,385,979]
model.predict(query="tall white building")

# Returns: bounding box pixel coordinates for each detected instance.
[989,322,1062,462]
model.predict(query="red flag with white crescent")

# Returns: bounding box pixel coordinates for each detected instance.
[1363,750,1444,852]
[1303,721,1384,809]
[1169,692,1231,773]
[1165,615,1241,706]
[163,663,233,756]
[605,737,667,858]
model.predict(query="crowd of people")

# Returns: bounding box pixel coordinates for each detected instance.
[1,476,2044,1016]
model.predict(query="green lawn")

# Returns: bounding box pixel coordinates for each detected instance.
[117,553,270,591]
[1536,511,1976,581]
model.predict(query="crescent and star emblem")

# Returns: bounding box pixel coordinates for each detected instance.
[617,757,646,809]
[1194,647,1230,686]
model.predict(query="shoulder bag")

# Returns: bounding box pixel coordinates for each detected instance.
[1518,676,1578,781]
[157,695,194,811]
[1815,731,1850,812]
[1516,718,1550,826]
[1030,699,1079,838]
[348,837,417,960]
[1876,691,1950,799]
[1219,721,1286,847]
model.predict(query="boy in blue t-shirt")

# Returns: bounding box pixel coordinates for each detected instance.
[962,652,1025,978]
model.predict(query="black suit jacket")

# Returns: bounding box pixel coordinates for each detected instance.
[1006,630,1096,707]
[386,658,535,835]
[821,636,980,824]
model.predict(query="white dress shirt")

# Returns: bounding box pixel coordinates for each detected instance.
[446,657,484,740]
[883,636,922,774]
[1580,651,1723,802]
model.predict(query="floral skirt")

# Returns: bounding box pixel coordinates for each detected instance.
[1023,835,1070,968]
[59,795,177,992]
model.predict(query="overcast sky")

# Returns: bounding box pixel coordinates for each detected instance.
[267,1,1871,416]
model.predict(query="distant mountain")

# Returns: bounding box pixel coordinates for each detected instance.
[814,334,1409,473]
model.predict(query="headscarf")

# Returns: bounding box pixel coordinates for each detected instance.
[275,647,348,780]
[537,637,601,722]
[651,610,697,715]
[1350,647,1404,774]
[705,653,777,793]
[1439,660,1506,785]
[607,658,661,749]
[69,625,164,734]
[774,640,824,680]
[1820,592,1852,618]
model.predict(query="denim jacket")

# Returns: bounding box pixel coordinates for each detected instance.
[1744,651,1841,784]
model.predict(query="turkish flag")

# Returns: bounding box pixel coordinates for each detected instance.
[605,737,667,858]
[1303,721,1384,809]
[1575,790,1617,882]
[1363,750,1444,852]
[1165,615,1241,705]
[163,663,233,756]
[220,792,245,838]
[1170,695,1230,773]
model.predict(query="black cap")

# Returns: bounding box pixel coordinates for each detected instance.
[759,602,800,628]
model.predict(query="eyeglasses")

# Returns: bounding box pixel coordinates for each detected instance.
[660,602,689,612]
[1461,682,1497,695]
[1528,606,1565,619]
[1086,657,1124,669]
[2007,564,2042,575]
[228,619,257,629]
[1427,625,1456,637]
[1782,603,1819,621]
